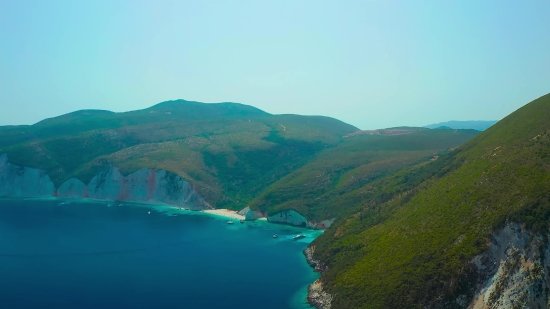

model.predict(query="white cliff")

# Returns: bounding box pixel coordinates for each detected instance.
[238,206,266,220]
[465,223,550,309]
[57,178,87,197]
[0,154,210,210]
[267,209,334,229]
[268,209,312,228]
[0,154,56,197]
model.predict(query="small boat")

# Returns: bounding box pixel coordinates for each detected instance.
[184,208,190,211]
[148,211,151,214]
[293,234,306,240]
[273,234,278,238]
[227,221,234,224]
[172,213,178,217]
[240,219,245,223]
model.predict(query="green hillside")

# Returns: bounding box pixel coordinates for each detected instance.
[249,128,479,221]
[0,100,359,210]
[0,100,272,145]
[310,93,550,308]
[0,100,480,217]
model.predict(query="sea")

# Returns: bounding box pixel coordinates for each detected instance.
[0,198,321,309]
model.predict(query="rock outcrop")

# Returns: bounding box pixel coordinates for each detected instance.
[238,206,266,221]
[307,279,332,309]
[267,209,334,229]
[464,223,550,309]
[305,223,550,309]
[57,178,87,197]
[304,246,325,272]
[268,210,310,227]
[0,154,56,197]
[304,246,332,309]
[0,154,210,210]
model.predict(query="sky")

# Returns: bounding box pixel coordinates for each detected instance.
[1,0,549,130]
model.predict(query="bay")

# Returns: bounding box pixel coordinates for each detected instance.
[0,199,320,309]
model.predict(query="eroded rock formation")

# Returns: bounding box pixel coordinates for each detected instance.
[0,154,210,210]
[267,209,334,229]
[0,154,56,197]
[466,223,550,309]
[304,246,332,309]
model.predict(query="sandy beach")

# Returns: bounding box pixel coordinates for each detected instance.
[201,209,245,220]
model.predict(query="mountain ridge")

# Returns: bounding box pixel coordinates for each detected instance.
[425,120,498,131]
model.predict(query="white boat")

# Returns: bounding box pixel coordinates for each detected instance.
[227,221,234,224]
[293,234,306,240]
[273,234,278,238]
[148,211,151,214]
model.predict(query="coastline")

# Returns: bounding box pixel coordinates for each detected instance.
[304,246,332,309]
[0,198,322,309]
[201,208,245,220]
[3,196,324,308]
[9,197,291,225]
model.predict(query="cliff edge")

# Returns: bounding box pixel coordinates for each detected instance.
[0,154,210,210]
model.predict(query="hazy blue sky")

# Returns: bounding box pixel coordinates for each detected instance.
[1,0,549,129]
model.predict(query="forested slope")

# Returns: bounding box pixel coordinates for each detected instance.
[310,93,550,308]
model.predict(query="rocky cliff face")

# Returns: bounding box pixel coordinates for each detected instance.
[0,154,210,210]
[0,154,56,197]
[304,246,332,309]
[268,210,311,227]
[238,206,266,220]
[267,210,334,229]
[307,223,550,309]
[465,224,550,309]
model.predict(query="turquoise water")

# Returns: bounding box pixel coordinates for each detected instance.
[0,198,321,309]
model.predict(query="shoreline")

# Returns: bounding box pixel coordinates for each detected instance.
[304,246,332,309]
[9,197,307,230]
[7,197,297,227]
[201,208,245,220]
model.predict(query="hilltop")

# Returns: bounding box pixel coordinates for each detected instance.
[309,93,550,308]
[0,100,478,224]
[425,120,498,131]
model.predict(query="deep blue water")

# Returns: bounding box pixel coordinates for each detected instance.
[0,198,320,309]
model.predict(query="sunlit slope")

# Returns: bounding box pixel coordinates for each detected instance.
[311,93,550,309]
[1,100,269,144]
[249,128,479,221]
[0,100,358,209]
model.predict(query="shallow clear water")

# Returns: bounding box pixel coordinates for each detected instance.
[0,198,320,309]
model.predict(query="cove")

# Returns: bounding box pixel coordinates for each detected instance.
[0,198,321,309]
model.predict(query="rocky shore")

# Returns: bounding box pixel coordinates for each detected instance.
[304,246,332,309]
[307,280,332,309]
